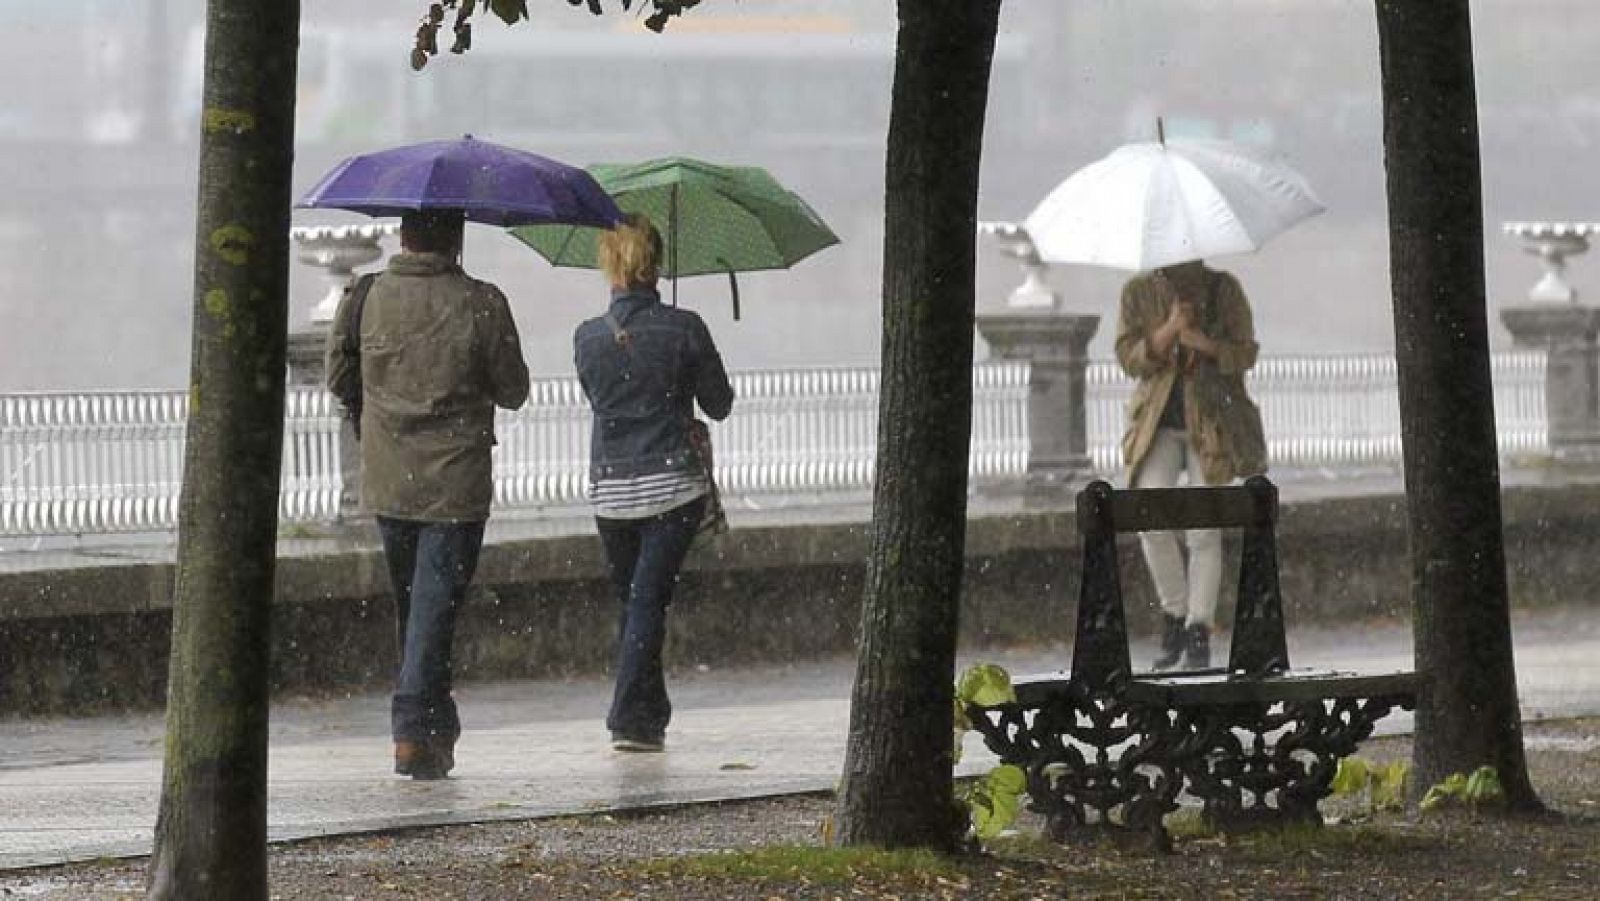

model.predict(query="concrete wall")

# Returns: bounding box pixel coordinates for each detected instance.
[2,481,1596,714]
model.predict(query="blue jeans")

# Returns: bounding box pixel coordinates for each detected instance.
[595,497,705,741]
[376,517,486,743]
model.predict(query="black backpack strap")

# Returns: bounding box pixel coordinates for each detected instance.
[342,273,378,360]
[335,273,378,438]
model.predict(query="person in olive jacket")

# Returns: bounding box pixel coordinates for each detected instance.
[573,214,732,752]
[327,209,529,779]
[1115,259,1267,671]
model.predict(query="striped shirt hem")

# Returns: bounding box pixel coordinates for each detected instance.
[590,471,710,520]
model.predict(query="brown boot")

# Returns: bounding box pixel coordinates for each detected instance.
[430,734,456,775]
[394,739,450,780]
[393,740,426,776]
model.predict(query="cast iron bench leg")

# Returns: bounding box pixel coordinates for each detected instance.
[968,678,1185,850]
[1168,693,1417,833]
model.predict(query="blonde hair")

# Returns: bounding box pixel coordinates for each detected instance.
[598,214,663,288]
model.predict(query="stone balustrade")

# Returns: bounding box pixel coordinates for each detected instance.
[1501,221,1600,461]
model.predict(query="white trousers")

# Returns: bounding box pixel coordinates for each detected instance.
[1132,427,1223,627]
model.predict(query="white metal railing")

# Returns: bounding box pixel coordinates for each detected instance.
[0,363,1030,537]
[0,354,1550,538]
[1088,352,1548,473]
[491,364,1031,512]
[1,392,186,537]
[1260,351,1547,469]
[0,389,344,537]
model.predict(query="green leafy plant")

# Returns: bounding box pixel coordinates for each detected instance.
[952,664,1025,839]
[957,663,1017,707]
[953,663,1015,763]
[960,764,1028,840]
[1420,766,1505,812]
[1329,756,1410,814]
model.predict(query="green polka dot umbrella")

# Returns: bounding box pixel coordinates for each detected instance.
[510,156,840,319]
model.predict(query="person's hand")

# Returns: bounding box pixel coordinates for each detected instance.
[1178,324,1219,359]
[1165,299,1192,331]
[1149,300,1190,360]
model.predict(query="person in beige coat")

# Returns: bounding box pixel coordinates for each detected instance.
[1115,259,1267,670]
[327,209,530,778]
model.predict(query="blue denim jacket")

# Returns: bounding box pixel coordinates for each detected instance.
[574,288,734,481]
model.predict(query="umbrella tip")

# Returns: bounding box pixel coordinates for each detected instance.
[1156,117,1166,146]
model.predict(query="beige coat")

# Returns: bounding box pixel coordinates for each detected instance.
[327,253,530,522]
[1114,265,1267,486]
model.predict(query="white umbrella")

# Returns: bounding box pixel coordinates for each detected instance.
[1023,137,1325,272]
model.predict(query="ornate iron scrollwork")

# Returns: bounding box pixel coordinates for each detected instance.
[1173,693,1415,832]
[968,480,1420,848]
[968,676,1185,845]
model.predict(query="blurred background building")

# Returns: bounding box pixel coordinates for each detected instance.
[3,0,1596,389]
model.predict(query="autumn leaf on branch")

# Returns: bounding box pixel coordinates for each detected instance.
[412,0,701,69]
[489,0,530,25]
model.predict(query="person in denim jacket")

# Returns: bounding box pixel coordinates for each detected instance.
[573,214,733,752]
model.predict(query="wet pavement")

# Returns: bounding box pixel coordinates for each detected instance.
[1,603,1595,871]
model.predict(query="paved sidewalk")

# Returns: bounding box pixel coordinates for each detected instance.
[2,605,1597,870]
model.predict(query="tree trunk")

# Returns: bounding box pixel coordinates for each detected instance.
[834,0,1001,851]
[147,2,300,898]
[1373,0,1540,812]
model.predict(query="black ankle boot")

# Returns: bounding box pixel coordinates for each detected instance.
[1183,623,1211,670]
[1152,614,1185,670]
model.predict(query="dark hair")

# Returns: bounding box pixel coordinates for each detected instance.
[400,209,466,255]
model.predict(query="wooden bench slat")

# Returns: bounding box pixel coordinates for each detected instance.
[995,671,1421,709]
[1109,485,1268,533]
[1126,670,1421,706]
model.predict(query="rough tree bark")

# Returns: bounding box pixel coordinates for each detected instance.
[147,2,301,898]
[834,0,1002,851]
[1373,0,1540,811]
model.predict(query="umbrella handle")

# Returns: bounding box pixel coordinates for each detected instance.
[715,256,740,321]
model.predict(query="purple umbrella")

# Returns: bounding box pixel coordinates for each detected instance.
[297,135,623,228]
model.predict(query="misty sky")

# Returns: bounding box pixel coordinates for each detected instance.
[3,0,1597,391]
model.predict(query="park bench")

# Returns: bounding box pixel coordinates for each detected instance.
[967,476,1420,846]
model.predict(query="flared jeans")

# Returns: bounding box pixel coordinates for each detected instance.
[594,497,706,742]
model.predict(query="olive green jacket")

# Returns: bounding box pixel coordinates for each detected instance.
[326,253,530,521]
[1114,266,1267,486]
